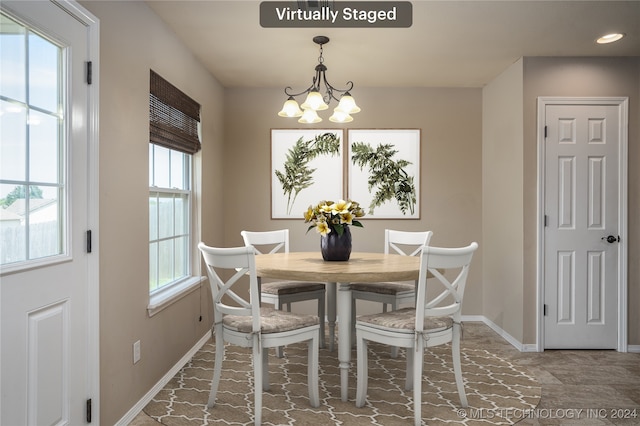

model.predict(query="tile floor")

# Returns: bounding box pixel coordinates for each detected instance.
[128,322,640,425]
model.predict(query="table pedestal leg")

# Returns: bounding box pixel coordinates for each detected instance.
[326,282,336,352]
[337,282,351,401]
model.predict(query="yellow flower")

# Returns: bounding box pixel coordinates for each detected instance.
[315,221,331,236]
[320,203,333,214]
[304,206,315,222]
[350,201,365,217]
[330,199,351,215]
[340,211,354,225]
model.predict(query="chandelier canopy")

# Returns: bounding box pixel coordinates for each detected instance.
[278,36,361,124]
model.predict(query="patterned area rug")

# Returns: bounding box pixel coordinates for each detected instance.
[143,339,540,425]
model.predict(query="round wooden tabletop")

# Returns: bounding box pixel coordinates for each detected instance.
[254,251,420,283]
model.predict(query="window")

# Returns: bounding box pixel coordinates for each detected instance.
[148,70,201,308]
[1,13,65,270]
[149,145,190,292]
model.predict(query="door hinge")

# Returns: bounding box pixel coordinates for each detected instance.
[86,61,92,85]
[86,398,92,423]
[86,230,92,253]
[544,215,548,227]
[544,125,548,138]
[543,304,548,316]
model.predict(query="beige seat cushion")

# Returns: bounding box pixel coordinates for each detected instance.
[357,307,453,333]
[223,307,319,334]
[262,281,325,295]
[350,281,415,295]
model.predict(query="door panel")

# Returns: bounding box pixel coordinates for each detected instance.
[556,251,574,324]
[544,103,619,349]
[0,1,93,424]
[28,300,68,424]
[587,251,604,324]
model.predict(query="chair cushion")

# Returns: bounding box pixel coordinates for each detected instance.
[262,281,325,295]
[350,281,415,295]
[357,307,453,333]
[223,307,319,334]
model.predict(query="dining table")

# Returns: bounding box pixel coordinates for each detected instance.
[254,251,420,401]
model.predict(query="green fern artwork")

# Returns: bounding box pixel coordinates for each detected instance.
[351,141,417,215]
[274,132,341,215]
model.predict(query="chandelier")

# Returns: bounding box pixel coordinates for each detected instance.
[278,35,361,124]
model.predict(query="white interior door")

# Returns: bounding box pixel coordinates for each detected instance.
[543,101,625,349]
[1,1,98,424]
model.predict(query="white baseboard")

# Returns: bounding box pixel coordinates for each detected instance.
[461,315,539,352]
[115,331,211,426]
[460,315,485,324]
[521,343,539,352]
[628,345,640,353]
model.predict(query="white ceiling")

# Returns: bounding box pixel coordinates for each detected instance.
[146,1,640,89]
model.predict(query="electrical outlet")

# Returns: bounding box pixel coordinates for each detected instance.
[133,340,141,364]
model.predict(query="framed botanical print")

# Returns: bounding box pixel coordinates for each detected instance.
[271,129,345,219]
[347,129,420,219]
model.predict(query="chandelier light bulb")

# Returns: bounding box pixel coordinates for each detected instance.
[336,93,361,114]
[329,109,353,123]
[278,97,304,117]
[298,108,322,124]
[300,91,329,111]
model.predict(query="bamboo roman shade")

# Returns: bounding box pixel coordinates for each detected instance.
[149,70,201,154]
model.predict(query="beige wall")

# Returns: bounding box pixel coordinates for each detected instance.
[482,59,525,342]
[522,57,640,345]
[72,1,640,421]
[80,2,224,424]
[223,87,484,316]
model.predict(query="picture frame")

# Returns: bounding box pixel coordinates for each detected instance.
[271,129,345,219]
[347,129,421,219]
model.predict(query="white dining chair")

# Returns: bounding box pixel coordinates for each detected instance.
[198,243,320,426]
[241,229,326,356]
[355,242,478,426]
[350,229,432,357]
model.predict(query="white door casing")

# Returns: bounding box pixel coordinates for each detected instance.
[0,1,99,424]
[537,97,628,351]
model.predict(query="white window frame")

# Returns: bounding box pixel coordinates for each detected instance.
[147,145,202,316]
[0,14,68,274]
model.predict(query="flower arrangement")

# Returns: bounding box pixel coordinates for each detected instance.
[304,199,365,236]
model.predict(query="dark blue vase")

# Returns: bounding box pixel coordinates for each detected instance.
[320,225,352,261]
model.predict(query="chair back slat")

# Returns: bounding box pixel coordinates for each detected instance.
[424,267,464,307]
[198,243,261,330]
[385,229,432,256]
[213,267,252,310]
[241,229,289,254]
[414,242,478,331]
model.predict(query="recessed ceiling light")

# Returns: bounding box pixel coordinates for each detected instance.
[596,33,625,44]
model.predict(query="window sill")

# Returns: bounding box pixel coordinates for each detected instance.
[148,275,207,317]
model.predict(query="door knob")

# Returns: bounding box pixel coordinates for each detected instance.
[601,235,620,243]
